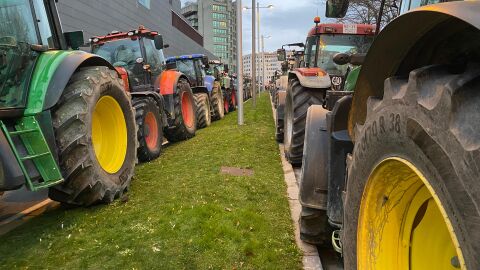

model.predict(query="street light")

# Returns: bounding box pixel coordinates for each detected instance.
[243,2,273,107]
[261,35,271,92]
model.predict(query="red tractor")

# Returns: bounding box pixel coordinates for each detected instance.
[279,18,375,165]
[90,26,197,162]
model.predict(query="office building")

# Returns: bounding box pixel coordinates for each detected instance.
[182,0,238,72]
[243,52,283,84]
[57,0,216,58]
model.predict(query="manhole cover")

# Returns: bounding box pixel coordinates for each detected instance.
[220,166,254,176]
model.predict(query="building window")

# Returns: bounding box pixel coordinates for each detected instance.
[213,21,227,28]
[213,28,227,35]
[214,44,227,51]
[212,4,227,11]
[212,12,227,20]
[213,36,227,43]
[138,0,150,9]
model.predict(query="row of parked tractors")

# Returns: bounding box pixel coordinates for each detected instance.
[273,0,480,269]
[0,0,239,206]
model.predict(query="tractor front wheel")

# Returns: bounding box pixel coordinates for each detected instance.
[229,89,237,112]
[275,90,286,143]
[343,64,480,269]
[49,66,136,206]
[164,78,196,142]
[133,97,163,162]
[194,92,211,129]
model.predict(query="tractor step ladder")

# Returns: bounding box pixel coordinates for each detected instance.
[0,116,64,191]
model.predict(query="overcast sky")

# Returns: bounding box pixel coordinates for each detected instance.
[181,0,331,54]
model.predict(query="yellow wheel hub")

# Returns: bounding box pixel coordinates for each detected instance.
[357,157,465,270]
[91,96,127,174]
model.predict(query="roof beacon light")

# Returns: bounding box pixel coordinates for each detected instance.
[314,16,320,24]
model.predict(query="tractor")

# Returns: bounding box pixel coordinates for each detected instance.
[205,59,235,115]
[90,26,197,162]
[279,19,375,165]
[165,54,224,128]
[0,0,137,206]
[274,43,306,143]
[298,0,480,269]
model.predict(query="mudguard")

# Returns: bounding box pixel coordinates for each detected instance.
[26,50,116,116]
[349,1,480,140]
[158,70,189,95]
[288,68,331,89]
[204,75,215,92]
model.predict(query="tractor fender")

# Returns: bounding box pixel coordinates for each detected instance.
[158,70,190,118]
[204,75,215,92]
[288,69,331,89]
[349,1,480,140]
[38,51,115,114]
[158,70,191,96]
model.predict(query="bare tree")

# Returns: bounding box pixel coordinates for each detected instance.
[337,0,400,29]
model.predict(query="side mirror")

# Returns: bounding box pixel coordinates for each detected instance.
[276,48,286,61]
[163,44,170,49]
[326,0,349,18]
[64,31,84,50]
[224,64,229,73]
[154,35,164,50]
[349,53,366,65]
[166,61,177,70]
[333,53,351,65]
[202,56,209,66]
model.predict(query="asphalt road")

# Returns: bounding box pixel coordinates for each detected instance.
[0,187,57,235]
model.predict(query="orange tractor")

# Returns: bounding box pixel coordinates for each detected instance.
[90,26,197,162]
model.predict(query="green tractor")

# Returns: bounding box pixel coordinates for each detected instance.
[0,0,136,206]
[298,0,480,269]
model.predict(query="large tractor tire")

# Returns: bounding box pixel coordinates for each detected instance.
[343,64,480,270]
[223,90,230,116]
[229,89,237,112]
[164,78,196,142]
[133,97,163,162]
[275,90,286,143]
[194,92,211,129]
[211,83,225,121]
[298,105,332,246]
[284,78,324,165]
[49,66,136,206]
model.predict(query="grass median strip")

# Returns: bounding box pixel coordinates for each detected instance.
[0,93,302,269]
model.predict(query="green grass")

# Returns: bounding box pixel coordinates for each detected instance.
[0,93,301,269]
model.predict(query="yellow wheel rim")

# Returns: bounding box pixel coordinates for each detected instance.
[357,157,465,270]
[91,96,127,174]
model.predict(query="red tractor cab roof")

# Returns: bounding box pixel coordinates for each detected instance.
[90,25,159,45]
[308,23,375,37]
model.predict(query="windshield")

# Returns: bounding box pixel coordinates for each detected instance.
[92,39,142,70]
[304,34,373,75]
[0,0,40,109]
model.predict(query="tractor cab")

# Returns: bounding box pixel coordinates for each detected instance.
[165,54,209,89]
[90,26,167,92]
[303,19,375,90]
[0,0,82,114]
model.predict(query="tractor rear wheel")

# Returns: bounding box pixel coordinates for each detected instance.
[275,90,286,143]
[49,66,136,206]
[343,64,480,269]
[164,78,196,142]
[133,97,163,162]
[194,92,211,129]
[284,78,324,165]
[211,82,224,121]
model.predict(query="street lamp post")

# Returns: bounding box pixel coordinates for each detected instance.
[236,0,244,125]
[261,35,271,93]
[244,3,273,108]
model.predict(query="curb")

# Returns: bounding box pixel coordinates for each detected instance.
[270,94,323,270]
